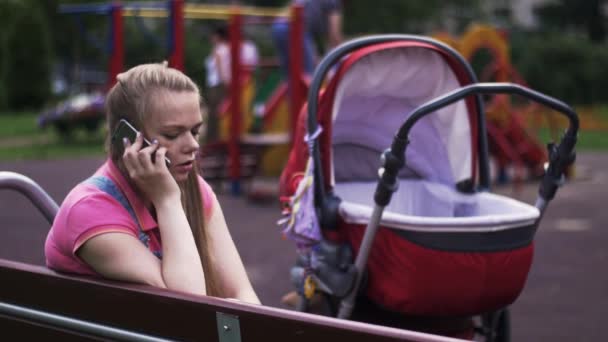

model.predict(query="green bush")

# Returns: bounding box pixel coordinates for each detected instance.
[0,47,7,110]
[0,1,13,110]
[511,32,608,105]
[184,26,211,92]
[2,1,53,111]
[123,17,166,69]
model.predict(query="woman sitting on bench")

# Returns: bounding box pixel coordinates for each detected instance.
[44,62,260,304]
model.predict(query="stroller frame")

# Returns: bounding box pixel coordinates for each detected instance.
[292,35,578,340]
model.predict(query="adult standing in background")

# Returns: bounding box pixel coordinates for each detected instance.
[272,0,343,77]
[204,26,260,144]
[205,26,231,143]
[241,36,260,71]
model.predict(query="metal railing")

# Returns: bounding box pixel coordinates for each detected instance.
[0,172,58,224]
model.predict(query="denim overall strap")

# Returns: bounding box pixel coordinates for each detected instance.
[85,175,162,259]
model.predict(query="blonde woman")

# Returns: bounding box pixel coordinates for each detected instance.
[45,62,260,304]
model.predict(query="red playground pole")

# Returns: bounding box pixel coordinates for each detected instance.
[288,4,304,145]
[229,8,243,195]
[168,0,184,71]
[108,2,124,90]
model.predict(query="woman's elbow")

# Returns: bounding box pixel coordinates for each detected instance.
[160,270,207,296]
[235,288,261,305]
[144,274,168,289]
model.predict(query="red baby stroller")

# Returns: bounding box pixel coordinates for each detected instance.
[279,35,578,340]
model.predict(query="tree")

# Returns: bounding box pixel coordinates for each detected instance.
[2,1,53,110]
[534,0,606,43]
[242,0,482,34]
[342,0,481,35]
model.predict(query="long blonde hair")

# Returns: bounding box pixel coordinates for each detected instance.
[105,62,221,296]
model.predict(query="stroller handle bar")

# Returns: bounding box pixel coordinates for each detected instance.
[376,82,578,209]
[399,83,578,140]
[0,171,59,224]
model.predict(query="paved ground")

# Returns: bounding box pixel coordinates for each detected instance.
[0,152,606,341]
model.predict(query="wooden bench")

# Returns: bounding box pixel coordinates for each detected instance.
[0,259,458,341]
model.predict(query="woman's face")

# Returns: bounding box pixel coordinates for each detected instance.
[144,89,203,183]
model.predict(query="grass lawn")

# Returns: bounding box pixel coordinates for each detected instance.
[0,111,43,138]
[0,112,106,161]
[0,108,606,162]
[536,127,608,151]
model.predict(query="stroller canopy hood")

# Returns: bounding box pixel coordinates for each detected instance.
[330,43,475,186]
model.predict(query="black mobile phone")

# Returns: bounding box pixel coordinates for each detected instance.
[111,119,171,166]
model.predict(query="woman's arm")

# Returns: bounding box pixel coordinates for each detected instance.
[78,231,166,288]
[155,197,207,295]
[327,11,343,50]
[206,194,261,304]
[80,134,208,295]
[77,204,207,296]
[127,135,206,295]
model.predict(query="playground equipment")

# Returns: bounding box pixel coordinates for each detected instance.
[58,1,184,82]
[188,4,306,194]
[37,91,105,136]
[119,2,307,194]
[37,3,122,136]
[55,1,305,195]
[435,25,548,183]
[39,2,179,136]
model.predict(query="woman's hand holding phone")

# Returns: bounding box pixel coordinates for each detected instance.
[122,133,180,205]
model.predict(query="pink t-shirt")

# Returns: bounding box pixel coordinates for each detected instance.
[44,159,215,276]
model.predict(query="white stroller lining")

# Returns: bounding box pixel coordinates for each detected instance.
[331,47,472,186]
[332,143,420,182]
[334,181,539,232]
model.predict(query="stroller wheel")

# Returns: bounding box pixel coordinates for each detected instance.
[479,309,511,342]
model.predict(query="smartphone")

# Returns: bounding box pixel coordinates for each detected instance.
[111,119,171,166]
